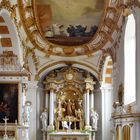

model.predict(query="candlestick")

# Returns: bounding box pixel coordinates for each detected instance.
[3,116,9,140]
[15,120,17,125]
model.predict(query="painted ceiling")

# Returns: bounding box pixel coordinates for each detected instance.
[36,0,104,28]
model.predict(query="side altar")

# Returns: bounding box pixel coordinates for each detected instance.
[40,66,98,140]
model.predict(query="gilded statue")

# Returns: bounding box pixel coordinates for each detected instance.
[77,99,83,109]
[56,98,65,119]
[64,99,73,116]
[71,100,76,116]
[57,108,65,120]
[75,109,83,120]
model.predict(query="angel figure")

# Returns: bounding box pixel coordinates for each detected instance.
[75,109,83,120]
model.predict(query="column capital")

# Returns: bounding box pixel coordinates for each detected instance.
[50,82,56,90]
[85,76,96,91]
[44,89,49,94]
[28,81,38,89]
[90,90,95,94]
[50,88,55,93]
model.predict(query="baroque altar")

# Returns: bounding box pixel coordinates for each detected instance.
[40,66,98,140]
[0,51,32,140]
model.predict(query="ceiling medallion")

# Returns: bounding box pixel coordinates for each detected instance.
[18,0,123,56]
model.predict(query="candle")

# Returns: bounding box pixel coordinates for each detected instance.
[15,120,17,125]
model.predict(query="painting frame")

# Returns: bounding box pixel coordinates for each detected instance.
[0,82,19,124]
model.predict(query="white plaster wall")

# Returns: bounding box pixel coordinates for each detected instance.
[114,29,125,103]
[26,81,38,140]
[113,7,140,111]
[94,88,102,140]
[111,7,140,140]
[104,86,113,140]
[135,7,140,112]
[100,85,113,140]
[36,82,45,140]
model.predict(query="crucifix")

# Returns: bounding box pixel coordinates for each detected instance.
[3,116,9,140]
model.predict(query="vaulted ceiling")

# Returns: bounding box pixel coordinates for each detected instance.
[0,0,139,81]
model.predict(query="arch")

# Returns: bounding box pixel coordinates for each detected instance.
[101,55,113,85]
[0,10,23,65]
[122,125,131,140]
[37,61,99,81]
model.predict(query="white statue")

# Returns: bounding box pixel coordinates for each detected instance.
[40,108,48,131]
[90,108,99,130]
[62,121,72,130]
[22,101,32,127]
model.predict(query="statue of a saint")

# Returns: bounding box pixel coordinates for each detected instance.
[22,101,32,127]
[71,100,76,115]
[56,98,65,119]
[40,108,48,131]
[75,109,83,120]
[65,99,73,116]
[57,98,62,108]
[90,108,99,130]
[57,108,65,120]
[77,99,83,109]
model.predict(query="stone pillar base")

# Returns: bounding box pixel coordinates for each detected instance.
[85,125,92,131]
[47,125,55,131]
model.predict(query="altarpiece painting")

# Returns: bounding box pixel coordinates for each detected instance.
[0,83,18,123]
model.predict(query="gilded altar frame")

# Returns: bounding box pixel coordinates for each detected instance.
[55,85,84,131]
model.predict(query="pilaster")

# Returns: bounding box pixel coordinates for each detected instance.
[26,81,38,140]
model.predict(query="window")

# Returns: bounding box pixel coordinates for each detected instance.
[124,14,136,105]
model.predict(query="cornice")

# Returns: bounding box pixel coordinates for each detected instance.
[112,113,140,119]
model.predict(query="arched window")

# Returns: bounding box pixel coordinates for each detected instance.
[124,14,136,105]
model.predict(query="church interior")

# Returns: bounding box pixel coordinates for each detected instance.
[0,0,140,140]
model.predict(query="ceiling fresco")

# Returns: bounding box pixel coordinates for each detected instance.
[35,0,105,46]
[17,0,124,56]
